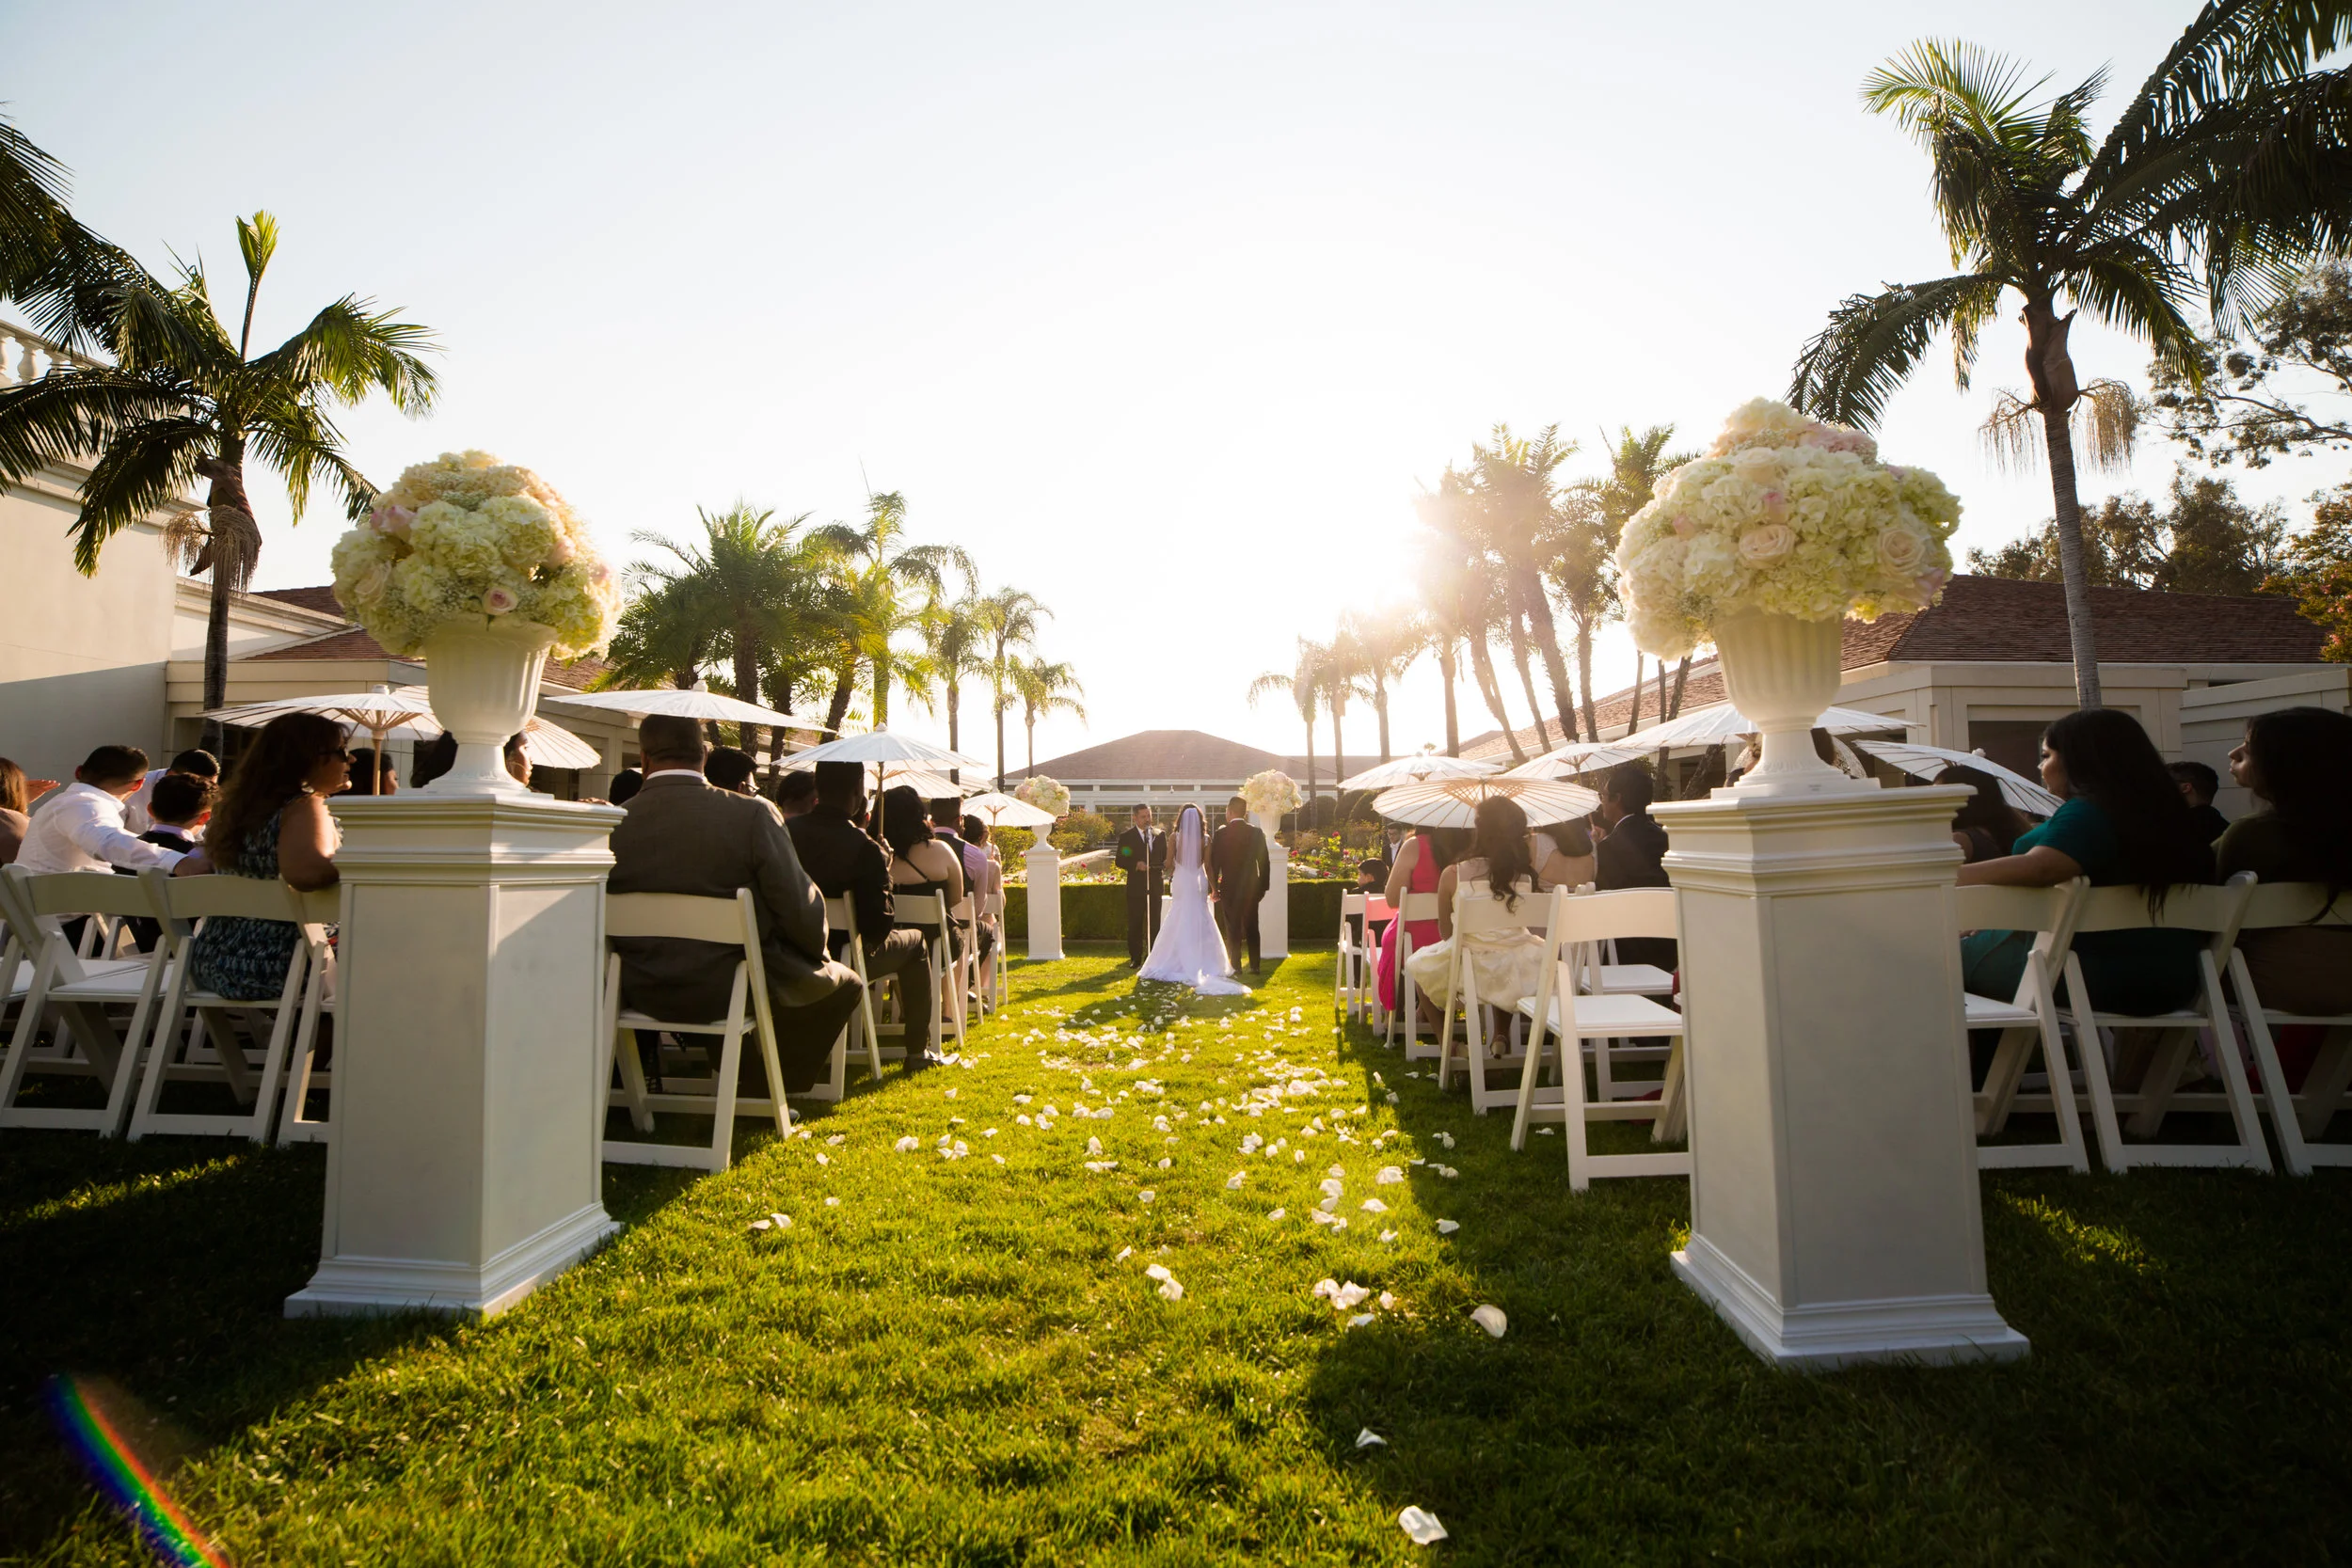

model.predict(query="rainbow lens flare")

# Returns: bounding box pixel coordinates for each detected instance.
[46,1375,230,1567]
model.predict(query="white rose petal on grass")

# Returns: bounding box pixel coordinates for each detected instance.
[1436,1219,1460,1235]
[1436,1131,1455,1149]
[1470,1305,1509,1338]
[824,1196,840,1208]
[1378,1229,1398,1243]
[1375,1165,1404,1185]
[1266,1208,1287,1221]
[1156,1277,1184,1301]
[1226,1172,1247,1190]
[1359,1197,1389,1214]
[771,1212,791,1229]
[893,1135,920,1153]
[815,1152,831,1166]
[991,1153,1006,1165]
[1398,1506,1449,1545]
[1140,1191,1156,1204]
[1145,1263,1171,1281]
[1346,1313,1375,1329]
[1535,1127,1557,1136]
[1356,1428,1388,1449]
[1087,1136,1104,1157]
[825,1134,846,1147]
[1378,1291,1397,1310]
[1318,1178,1345,1198]
[749,1219,772,1232]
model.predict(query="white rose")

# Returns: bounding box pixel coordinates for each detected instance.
[1737,524,1796,564]
[1877,525,1928,572]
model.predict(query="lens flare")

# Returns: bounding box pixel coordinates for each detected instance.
[45,1375,230,1567]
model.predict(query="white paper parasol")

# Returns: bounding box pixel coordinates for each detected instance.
[1503,740,1649,781]
[1337,750,1500,791]
[1616,702,1906,752]
[515,719,601,770]
[548,687,810,730]
[1373,774,1601,829]
[784,727,991,773]
[961,790,1057,828]
[1851,739,2061,816]
[200,686,436,752]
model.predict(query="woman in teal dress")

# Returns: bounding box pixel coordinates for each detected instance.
[185,712,348,1000]
[1956,707,2215,1017]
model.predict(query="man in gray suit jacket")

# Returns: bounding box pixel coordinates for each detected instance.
[607,715,864,1094]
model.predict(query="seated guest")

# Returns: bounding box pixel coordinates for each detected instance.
[776,769,818,820]
[342,747,399,797]
[181,715,347,1000]
[125,748,219,832]
[607,768,644,807]
[707,746,758,795]
[962,813,1004,982]
[606,715,863,1094]
[1939,764,2033,863]
[1958,708,2214,1018]
[1536,818,1597,890]
[2217,706,2352,1017]
[139,771,214,856]
[884,787,966,975]
[1350,858,1388,946]
[2169,759,2231,844]
[1379,825,1462,1020]
[931,798,988,895]
[1406,795,1553,1021]
[1591,762,1675,972]
[787,761,938,1070]
[412,731,530,788]
[14,746,190,877]
[0,757,29,866]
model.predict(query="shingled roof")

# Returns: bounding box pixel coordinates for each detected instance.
[1017,729,1374,784]
[253,584,346,617]
[1461,576,2326,760]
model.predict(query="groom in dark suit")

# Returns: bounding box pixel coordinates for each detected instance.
[1210,795,1269,976]
[1115,804,1166,967]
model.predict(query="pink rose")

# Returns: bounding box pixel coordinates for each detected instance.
[484,586,518,614]
[1670,514,1695,538]
[371,503,415,537]
[1760,488,1787,521]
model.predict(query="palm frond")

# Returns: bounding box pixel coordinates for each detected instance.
[0,366,199,487]
[1788,274,2000,427]
[69,415,211,573]
[2090,0,2352,180]
[256,294,439,413]
[1979,379,2140,476]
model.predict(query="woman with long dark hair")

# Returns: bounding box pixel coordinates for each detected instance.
[1404,795,1561,1034]
[2219,706,2352,1016]
[1938,764,2033,863]
[1957,707,2215,1016]
[881,784,965,1006]
[0,756,29,865]
[184,712,348,1001]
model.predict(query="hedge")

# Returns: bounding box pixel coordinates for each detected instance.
[1003,880,1344,942]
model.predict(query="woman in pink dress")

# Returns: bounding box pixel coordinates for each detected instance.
[1377,827,1454,1014]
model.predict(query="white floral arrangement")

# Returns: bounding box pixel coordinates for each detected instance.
[1241,769,1302,820]
[329,450,620,658]
[1014,774,1071,818]
[1613,399,1962,658]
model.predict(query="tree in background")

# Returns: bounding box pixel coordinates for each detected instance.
[1248,639,1331,805]
[923,590,989,771]
[2151,260,2352,468]
[977,586,1050,787]
[1011,656,1087,778]
[1467,425,1581,752]
[1342,609,1423,765]
[2262,483,2352,659]
[1792,11,2352,707]
[1566,423,1696,737]
[1413,474,1523,761]
[0,207,437,733]
[811,491,973,736]
[1968,468,2287,594]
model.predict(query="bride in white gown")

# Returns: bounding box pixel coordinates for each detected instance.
[1139,804,1249,995]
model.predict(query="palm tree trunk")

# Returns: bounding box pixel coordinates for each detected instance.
[1504,609,1546,750]
[872,655,892,728]
[1628,654,1645,736]
[1575,618,1598,741]
[1521,572,1578,754]
[1303,719,1317,810]
[1465,636,1522,763]
[732,629,761,754]
[2042,403,2103,708]
[198,455,260,749]
[1328,703,1344,799]
[995,699,1009,790]
[945,674,960,784]
[1373,677,1391,764]
[1438,638,1460,756]
[1668,656,1689,720]
[823,664,856,736]
[1024,707,1037,776]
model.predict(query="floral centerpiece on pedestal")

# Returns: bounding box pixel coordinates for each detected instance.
[1613,400,1960,794]
[1014,774,1072,820]
[330,451,619,791]
[1242,769,1302,823]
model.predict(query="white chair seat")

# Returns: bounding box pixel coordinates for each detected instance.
[1518,990,1684,1036]
[1591,963,1674,995]
[1963,991,2039,1029]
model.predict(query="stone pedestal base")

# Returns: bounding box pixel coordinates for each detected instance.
[1653,784,2026,1370]
[1025,840,1063,960]
[288,794,625,1319]
[1256,811,1290,960]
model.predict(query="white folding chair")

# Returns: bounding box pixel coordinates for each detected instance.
[1434,882,1554,1116]
[600,889,791,1171]
[274,887,342,1147]
[1509,886,1690,1190]
[128,871,320,1143]
[805,895,887,1103]
[2063,873,2267,1173]
[2225,881,2352,1175]
[985,891,1009,1008]
[951,895,983,1022]
[1388,892,1441,1055]
[896,892,964,1054]
[0,867,172,1135]
[1334,892,1371,1022]
[1960,879,2092,1173]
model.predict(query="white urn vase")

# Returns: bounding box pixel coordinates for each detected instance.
[421,615,559,793]
[1712,610,1870,799]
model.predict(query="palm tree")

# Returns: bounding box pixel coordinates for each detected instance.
[1414,478,1525,761]
[1564,424,1694,738]
[1343,609,1423,765]
[1012,656,1087,777]
[1318,624,1371,785]
[1791,13,2352,706]
[625,503,828,752]
[0,113,150,356]
[601,574,718,691]
[0,211,437,733]
[923,591,990,771]
[811,491,974,734]
[1468,425,1581,752]
[1248,639,1329,807]
[976,586,1050,787]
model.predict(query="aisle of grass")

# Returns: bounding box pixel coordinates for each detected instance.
[3,942,2348,1564]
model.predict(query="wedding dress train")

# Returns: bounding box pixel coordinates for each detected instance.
[1139,806,1249,996]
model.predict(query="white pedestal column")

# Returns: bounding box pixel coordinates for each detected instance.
[1025,828,1064,961]
[287,794,626,1319]
[1652,784,2026,1370]
[1255,811,1290,960]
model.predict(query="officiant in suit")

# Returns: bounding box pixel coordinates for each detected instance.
[1211,795,1269,976]
[1115,804,1167,966]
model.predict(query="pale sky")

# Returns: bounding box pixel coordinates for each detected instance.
[6,0,2342,771]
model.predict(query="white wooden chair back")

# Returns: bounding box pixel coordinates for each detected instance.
[275,886,342,1146]
[2224,881,2352,1174]
[1954,878,2090,1172]
[598,888,790,1172]
[1333,892,1370,1022]
[2056,873,2267,1173]
[125,870,318,1144]
[984,891,1009,1007]
[895,891,963,1053]
[1389,890,1442,1054]
[1435,880,1553,1113]
[1507,885,1692,1190]
[807,894,884,1102]
[0,868,177,1136]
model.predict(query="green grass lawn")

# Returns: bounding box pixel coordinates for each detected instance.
[3,942,2348,1565]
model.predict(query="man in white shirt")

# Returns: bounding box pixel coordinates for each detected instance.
[122,749,219,835]
[14,746,189,876]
